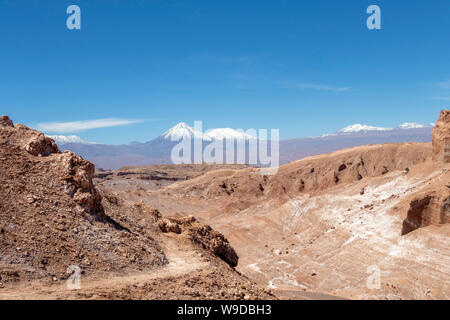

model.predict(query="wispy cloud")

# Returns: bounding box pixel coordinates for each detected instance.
[437,80,450,89]
[284,82,350,92]
[36,118,149,133]
[190,55,256,65]
[435,96,450,101]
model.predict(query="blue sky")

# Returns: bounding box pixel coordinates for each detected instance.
[0,0,449,144]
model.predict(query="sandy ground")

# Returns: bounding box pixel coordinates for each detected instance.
[0,234,207,300]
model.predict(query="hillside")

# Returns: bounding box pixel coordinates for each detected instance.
[0,116,273,300]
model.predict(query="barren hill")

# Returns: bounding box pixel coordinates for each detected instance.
[0,116,272,300]
[103,142,432,216]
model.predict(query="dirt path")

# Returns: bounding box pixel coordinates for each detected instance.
[0,234,208,300]
[273,289,347,300]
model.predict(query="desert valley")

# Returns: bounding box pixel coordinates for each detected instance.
[0,110,449,300]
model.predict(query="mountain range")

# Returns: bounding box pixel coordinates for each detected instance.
[48,122,434,170]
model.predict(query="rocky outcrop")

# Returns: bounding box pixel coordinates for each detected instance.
[432,110,450,162]
[190,223,239,268]
[401,110,450,234]
[158,218,183,234]
[402,188,450,235]
[0,115,13,127]
[158,215,239,267]
[24,132,60,156]
[0,115,60,157]
[60,151,105,218]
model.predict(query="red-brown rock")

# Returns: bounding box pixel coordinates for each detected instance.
[432,110,450,162]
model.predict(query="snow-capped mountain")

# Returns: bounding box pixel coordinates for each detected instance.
[57,121,433,169]
[48,135,97,145]
[334,122,434,135]
[397,122,427,129]
[337,124,391,133]
[206,128,256,140]
[161,123,256,141]
[161,122,212,141]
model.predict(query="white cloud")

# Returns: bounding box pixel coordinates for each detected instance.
[435,96,450,101]
[437,80,450,89]
[190,55,256,65]
[36,118,148,133]
[285,82,350,92]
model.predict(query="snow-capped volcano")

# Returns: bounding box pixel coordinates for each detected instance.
[334,122,434,135]
[206,128,256,140]
[397,122,427,129]
[337,124,391,133]
[47,135,97,145]
[161,123,256,141]
[161,122,212,141]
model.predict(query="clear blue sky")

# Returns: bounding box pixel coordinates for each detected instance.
[1,0,449,144]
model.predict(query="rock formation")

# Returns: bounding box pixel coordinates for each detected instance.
[401,109,450,234]
[432,110,450,162]
[0,115,13,127]
[0,116,60,157]
[158,215,239,267]
[401,188,450,235]
[60,150,105,218]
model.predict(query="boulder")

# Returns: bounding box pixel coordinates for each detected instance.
[24,133,60,156]
[158,219,182,234]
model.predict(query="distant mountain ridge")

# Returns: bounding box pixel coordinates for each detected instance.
[161,122,256,141]
[48,135,97,145]
[50,122,434,169]
[327,122,433,135]
[336,124,392,134]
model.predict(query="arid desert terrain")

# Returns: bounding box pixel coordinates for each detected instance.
[1,111,449,300]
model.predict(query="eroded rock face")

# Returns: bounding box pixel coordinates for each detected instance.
[24,133,60,156]
[432,110,450,162]
[0,115,13,127]
[60,151,105,217]
[159,218,182,234]
[0,118,104,216]
[133,201,162,221]
[191,224,239,268]
[401,110,450,234]
[0,116,60,157]
[158,215,239,267]
[402,189,450,235]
